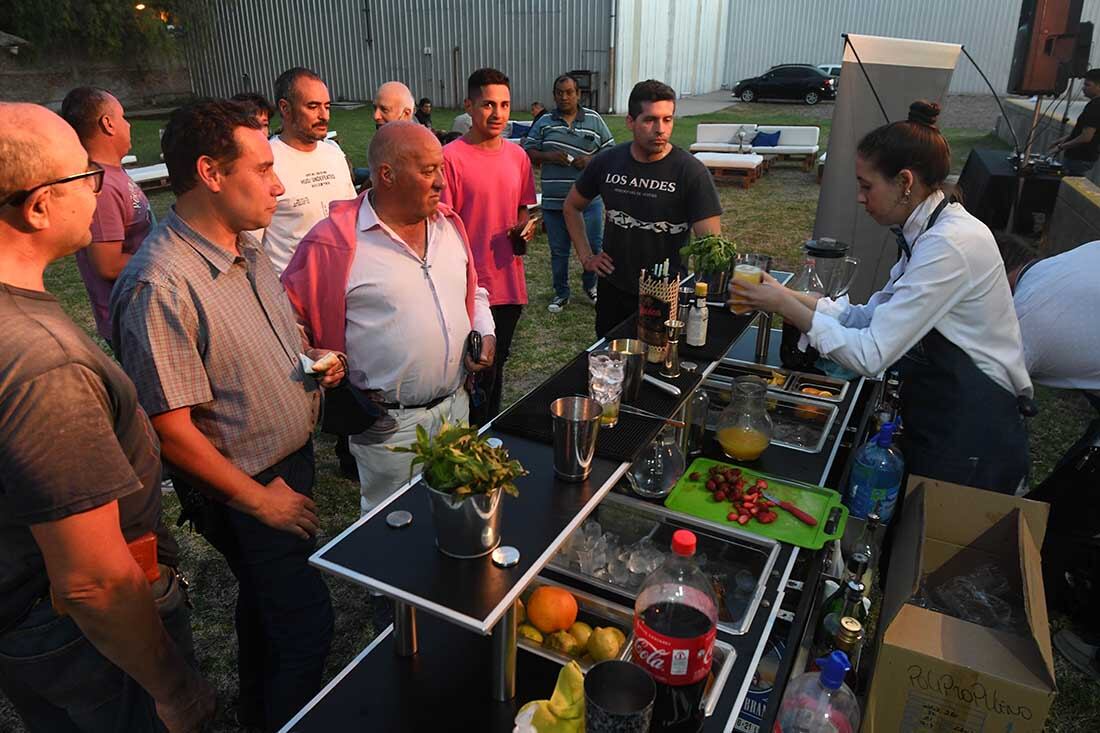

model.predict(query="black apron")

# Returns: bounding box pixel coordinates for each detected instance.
[892,199,1030,493]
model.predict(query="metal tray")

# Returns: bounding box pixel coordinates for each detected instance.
[517,578,633,671]
[523,578,737,719]
[549,493,779,635]
[704,386,839,454]
[785,372,850,404]
[711,360,791,390]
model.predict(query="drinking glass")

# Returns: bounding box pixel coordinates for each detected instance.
[729,253,772,314]
[588,350,625,428]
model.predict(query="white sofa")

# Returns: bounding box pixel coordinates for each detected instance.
[749,125,820,157]
[691,123,820,168]
[689,124,758,153]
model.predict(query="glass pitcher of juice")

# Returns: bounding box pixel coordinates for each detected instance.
[716,376,773,461]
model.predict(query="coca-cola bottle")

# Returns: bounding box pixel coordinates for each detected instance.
[632,529,718,732]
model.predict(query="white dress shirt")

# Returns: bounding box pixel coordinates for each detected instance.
[807,191,1033,398]
[1013,240,1100,396]
[344,194,494,405]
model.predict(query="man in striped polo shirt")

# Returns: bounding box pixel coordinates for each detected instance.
[524,74,614,312]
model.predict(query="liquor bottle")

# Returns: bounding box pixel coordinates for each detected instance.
[820,553,869,621]
[813,580,866,652]
[633,530,718,733]
[682,387,710,457]
[872,369,903,434]
[685,282,709,347]
[852,513,882,591]
[829,617,864,694]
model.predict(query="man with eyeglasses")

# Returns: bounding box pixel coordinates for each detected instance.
[60,87,154,346]
[523,74,614,313]
[0,103,215,732]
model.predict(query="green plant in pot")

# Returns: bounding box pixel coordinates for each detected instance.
[390,422,526,558]
[681,233,738,296]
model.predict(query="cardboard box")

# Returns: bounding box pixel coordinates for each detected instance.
[864,477,1055,733]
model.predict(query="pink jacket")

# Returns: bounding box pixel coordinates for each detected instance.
[281,192,480,353]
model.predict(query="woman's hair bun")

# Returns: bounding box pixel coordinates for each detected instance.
[908,100,940,127]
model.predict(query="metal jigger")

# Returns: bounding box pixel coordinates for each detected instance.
[661,319,684,379]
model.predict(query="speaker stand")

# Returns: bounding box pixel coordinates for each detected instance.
[1008,95,1046,233]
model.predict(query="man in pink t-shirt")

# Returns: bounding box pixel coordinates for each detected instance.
[61,87,153,345]
[442,67,537,423]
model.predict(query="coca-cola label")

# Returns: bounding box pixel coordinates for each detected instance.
[632,617,716,685]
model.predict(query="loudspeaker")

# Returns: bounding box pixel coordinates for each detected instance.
[1071,22,1094,78]
[1007,0,1085,96]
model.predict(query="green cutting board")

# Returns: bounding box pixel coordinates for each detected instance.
[664,458,848,549]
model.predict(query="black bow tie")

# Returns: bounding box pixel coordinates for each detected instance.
[891,226,911,260]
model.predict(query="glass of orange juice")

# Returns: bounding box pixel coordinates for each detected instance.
[729,254,771,314]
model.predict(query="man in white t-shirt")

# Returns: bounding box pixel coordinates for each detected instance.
[260,67,357,275]
[1008,239,1100,403]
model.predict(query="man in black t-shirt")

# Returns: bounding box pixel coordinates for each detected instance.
[0,103,214,732]
[565,79,723,336]
[1051,68,1100,176]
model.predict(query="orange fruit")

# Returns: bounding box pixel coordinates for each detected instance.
[527,586,579,634]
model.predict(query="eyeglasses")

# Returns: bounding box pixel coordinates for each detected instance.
[0,162,105,208]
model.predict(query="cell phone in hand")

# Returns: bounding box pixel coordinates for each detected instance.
[465,331,483,363]
[520,215,541,239]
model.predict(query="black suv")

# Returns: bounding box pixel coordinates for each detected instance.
[732,64,836,105]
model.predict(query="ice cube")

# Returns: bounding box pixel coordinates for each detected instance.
[609,559,630,586]
[577,549,596,576]
[627,550,646,574]
[734,569,755,596]
[593,567,609,580]
[584,521,602,541]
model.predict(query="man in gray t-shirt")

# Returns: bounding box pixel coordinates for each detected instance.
[0,103,213,733]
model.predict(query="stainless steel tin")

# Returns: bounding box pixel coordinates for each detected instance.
[425,484,502,559]
[608,338,646,403]
[550,396,602,481]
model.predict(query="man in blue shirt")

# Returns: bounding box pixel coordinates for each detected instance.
[524,74,614,312]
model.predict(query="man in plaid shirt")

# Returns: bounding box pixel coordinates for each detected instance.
[111,99,344,733]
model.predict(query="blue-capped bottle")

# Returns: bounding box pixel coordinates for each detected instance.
[775,651,861,733]
[846,421,904,522]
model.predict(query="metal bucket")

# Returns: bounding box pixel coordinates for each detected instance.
[425,484,502,559]
[550,396,602,481]
[608,339,646,403]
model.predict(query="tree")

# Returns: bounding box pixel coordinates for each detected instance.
[0,0,183,63]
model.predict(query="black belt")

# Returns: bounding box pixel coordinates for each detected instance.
[380,391,454,412]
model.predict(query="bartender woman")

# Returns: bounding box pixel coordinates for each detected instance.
[731,101,1032,492]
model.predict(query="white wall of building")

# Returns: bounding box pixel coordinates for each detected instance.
[612,0,731,112]
[723,0,1100,95]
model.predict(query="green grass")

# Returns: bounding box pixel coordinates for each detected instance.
[4,104,1094,732]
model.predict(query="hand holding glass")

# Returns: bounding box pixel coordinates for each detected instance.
[729,254,770,314]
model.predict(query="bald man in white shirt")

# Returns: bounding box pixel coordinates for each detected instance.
[283,122,496,515]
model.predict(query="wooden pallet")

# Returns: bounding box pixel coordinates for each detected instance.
[705,163,762,188]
